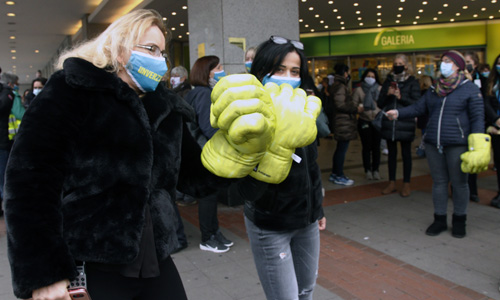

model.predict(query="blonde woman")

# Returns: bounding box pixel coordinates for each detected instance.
[4,9,220,300]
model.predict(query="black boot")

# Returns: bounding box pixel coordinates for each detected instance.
[425,214,447,236]
[452,214,467,238]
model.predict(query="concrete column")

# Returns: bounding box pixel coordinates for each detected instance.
[187,0,299,74]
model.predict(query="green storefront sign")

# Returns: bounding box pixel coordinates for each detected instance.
[301,23,486,57]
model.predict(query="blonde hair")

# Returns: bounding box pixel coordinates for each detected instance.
[394,53,413,75]
[55,9,166,72]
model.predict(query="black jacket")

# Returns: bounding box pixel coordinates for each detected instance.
[377,75,421,142]
[4,58,219,299]
[0,83,14,150]
[184,85,217,139]
[237,142,324,230]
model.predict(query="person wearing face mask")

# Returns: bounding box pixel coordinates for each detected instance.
[483,54,500,208]
[23,77,48,108]
[385,50,487,239]
[377,54,421,197]
[3,9,237,300]
[327,63,361,186]
[169,65,192,99]
[245,47,256,73]
[184,55,234,254]
[207,35,325,300]
[353,68,382,180]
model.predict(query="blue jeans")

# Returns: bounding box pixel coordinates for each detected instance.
[0,149,10,200]
[244,216,320,300]
[425,143,468,215]
[332,140,350,176]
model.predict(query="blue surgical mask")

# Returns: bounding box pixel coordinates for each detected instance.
[262,74,301,89]
[482,72,490,78]
[213,70,226,82]
[245,61,252,73]
[13,85,19,91]
[125,51,168,93]
[33,88,42,96]
[440,62,455,78]
[496,65,500,74]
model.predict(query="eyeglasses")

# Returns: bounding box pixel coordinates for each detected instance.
[269,36,304,51]
[135,44,168,60]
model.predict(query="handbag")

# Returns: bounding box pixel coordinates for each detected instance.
[372,110,385,132]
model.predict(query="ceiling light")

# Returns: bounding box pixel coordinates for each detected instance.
[320,20,324,23]
[413,21,417,24]
[493,0,497,3]
[357,17,362,20]
[171,12,176,15]
[337,16,341,19]
[6,1,15,5]
[377,18,381,22]
[186,32,189,35]
[400,0,405,2]
[433,17,438,20]
[340,21,344,24]
[35,50,39,53]
[473,14,478,17]
[377,5,382,9]
[353,3,358,6]
[422,1,428,4]
[378,24,382,27]
[359,22,364,26]
[377,12,382,16]
[397,14,401,17]
[10,50,15,53]
[328,1,333,4]
[419,9,424,13]
[481,7,486,11]
[396,20,400,23]
[11,56,16,60]
[443,4,448,7]
[450,18,455,22]
[301,0,306,2]
[162,17,167,21]
[305,24,309,27]
[178,35,182,38]
[416,16,420,19]
[341,26,345,30]
[462,6,468,9]
[490,16,495,19]
[355,11,360,14]
[310,29,315,32]
[180,23,184,26]
[182,6,187,9]
[398,7,403,11]
[308,7,313,10]
[438,11,443,14]
[171,27,176,30]
[299,19,303,22]
[7,13,15,17]
[12,66,15,68]
[315,14,319,18]
[333,8,338,12]
[9,36,15,39]
[324,25,329,28]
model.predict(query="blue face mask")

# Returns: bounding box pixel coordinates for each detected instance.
[13,85,19,91]
[262,74,301,89]
[245,61,252,73]
[125,51,168,93]
[496,65,500,74]
[440,62,455,78]
[482,72,490,78]
[213,70,226,82]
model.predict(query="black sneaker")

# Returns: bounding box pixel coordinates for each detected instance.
[215,230,233,247]
[200,235,229,253]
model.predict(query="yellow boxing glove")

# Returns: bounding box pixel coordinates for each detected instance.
[460,133,491,174]
[251,83,322,184]
[201,74,276,178]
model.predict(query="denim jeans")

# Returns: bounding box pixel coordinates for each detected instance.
[425,143,468,215]
[331,140,350,176]
[244,216,320,300]
[0,149,10,200]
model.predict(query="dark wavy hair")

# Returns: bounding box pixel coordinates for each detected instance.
[250,38,308,87]
[487,53,500,97]
[190,55,220,87]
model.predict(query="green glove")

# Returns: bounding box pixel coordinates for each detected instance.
[251,83,322,184]
[460,133,491,174]
[201,74,276,178]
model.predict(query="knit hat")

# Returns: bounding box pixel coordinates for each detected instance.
[442,50,466,71]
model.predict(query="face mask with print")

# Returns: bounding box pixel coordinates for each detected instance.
[262,74,301,89]
[245,61,252,73]
[125,50,168,93]
[33,88,42,96]
[213,70,226,82]
[364,77,376,85]
[170,77,181,89]
[440,62,455,78]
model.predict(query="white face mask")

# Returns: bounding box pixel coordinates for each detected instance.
[33,88,42,96]
[170,77,181,88]
[440,62,455,78]
[364,77,376,85]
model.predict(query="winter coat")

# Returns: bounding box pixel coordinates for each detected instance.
[172,80,192,99]
[377,74,420,142]
[0,83,13,150]
[352,84,382,122]
[397,79,484,148]
[329,75,358,141]
[4,58,220,299]
[236,142,324,231]
[185,85,217,139]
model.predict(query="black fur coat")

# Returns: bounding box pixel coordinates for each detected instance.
[4,58,218,298]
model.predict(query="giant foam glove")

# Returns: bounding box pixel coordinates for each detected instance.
[201,74,276,178]
[251,83,322,184]
[460,133,491,174]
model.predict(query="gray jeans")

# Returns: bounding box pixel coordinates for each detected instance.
[425,143,469,215]
[244,216,320,300]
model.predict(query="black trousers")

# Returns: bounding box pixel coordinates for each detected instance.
[492,135,500,192]
[199,192,219,242]
[86,256,187,300]
[358,119,381,173]
[387,140,412,182]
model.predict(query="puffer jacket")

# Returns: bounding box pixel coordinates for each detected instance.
[397,79,484,149]
[329,75,358,141]
[377,74,421,141]
[4,58,220,299]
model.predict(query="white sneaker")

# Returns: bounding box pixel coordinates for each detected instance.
[200,235,230,253]
[372,171,381,180]
[366,171,373,180]
[382,149,389,155]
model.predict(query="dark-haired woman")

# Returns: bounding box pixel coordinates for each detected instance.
[378,54,420,197]
[353,68,382,180]
[184,56,233,253]
[231,36,326,300]
[24,77,48,108]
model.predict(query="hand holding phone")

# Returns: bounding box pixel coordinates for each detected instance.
[69,288,92,300]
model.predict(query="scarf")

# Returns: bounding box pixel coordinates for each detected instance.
[361,81,379,110]
[392,71,409,82]
[435,71,465,97]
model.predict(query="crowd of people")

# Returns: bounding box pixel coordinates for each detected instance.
[0,7,499,300]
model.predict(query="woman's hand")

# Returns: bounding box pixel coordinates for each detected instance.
[387,86,395,96]
[318,217,327,230]
[385,109,398,121]
[31,279,71,300]
[394,88,401,100]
